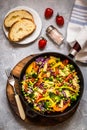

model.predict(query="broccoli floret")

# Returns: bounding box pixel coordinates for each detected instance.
[70,93,79,101]
[49,92,61,102]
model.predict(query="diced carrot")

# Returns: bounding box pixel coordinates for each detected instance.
[24,83,28,92]
[42,73,47,78]
[65,74,73,82]
[30,78,35,82]
[33,62,39,72]
[62,59,69,66]
[34,79,43,86]
[55,67,59,75]
[36,94,43,103]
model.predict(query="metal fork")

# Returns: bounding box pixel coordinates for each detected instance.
[5,68,26,120]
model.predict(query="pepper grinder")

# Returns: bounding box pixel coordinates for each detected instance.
[68,27,87,58]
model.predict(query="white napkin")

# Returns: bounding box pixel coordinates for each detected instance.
[66,0,87,63]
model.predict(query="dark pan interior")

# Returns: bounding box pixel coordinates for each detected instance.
[19,52,84,118]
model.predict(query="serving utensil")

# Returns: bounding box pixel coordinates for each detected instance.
[5,68,26,120]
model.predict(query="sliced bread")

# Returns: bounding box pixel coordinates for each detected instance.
[8,18,36,42]
[4,10,34,28]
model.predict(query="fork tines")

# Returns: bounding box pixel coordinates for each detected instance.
[5,68,12,78]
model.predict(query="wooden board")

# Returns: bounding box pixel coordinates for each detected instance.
[6,55,35,124]
[6,54,62,126]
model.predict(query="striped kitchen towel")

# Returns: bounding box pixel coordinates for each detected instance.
[66,0,87,63]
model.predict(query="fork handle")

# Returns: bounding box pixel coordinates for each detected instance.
[15,94,26,120]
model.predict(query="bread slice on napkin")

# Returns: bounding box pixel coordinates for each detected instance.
[8,18,36,42]
[4,10,34,28]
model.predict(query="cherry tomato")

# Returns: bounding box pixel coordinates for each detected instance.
[38,37,47,50]
[44,8,53,19]
[56,14,64,26]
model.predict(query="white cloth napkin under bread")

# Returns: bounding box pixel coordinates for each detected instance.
[66,0,87,63]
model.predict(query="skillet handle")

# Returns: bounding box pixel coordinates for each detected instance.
[68,41,81,59]
[26,106,38,118]
[68,53,74,59]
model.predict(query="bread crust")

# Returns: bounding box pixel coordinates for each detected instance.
[4,10,34,28]
[8,18,36,42]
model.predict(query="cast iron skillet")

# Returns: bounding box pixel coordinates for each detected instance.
[19,52,84,123]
